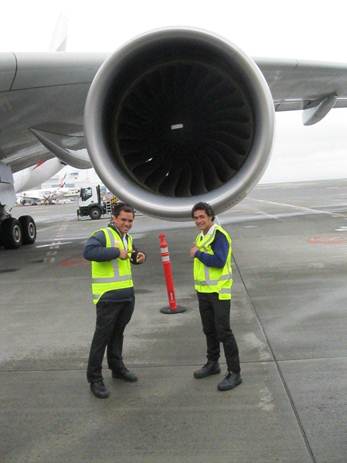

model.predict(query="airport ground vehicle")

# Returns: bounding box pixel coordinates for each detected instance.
[77,185,117,220]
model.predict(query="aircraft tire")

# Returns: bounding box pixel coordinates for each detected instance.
[89,207,101,220]
[19,215,37,244]
[1,218,23,249]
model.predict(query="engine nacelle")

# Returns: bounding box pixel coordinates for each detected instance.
[84,28,275,220]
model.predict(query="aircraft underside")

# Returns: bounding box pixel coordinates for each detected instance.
[2,27,347,248]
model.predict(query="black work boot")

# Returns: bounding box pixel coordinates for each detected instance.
[193,361,221,379]
[112,365,138,382]
[90,380,110,399]
[217,372,242,391]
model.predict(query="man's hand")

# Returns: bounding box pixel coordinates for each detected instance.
[190,245,198,257]
[118,249,129,260]
[136,251,146,264]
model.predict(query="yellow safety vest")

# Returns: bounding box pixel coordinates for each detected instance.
[91,227,133,304]
[193,224,233,300]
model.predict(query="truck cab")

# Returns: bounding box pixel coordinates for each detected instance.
[78,185,113,220]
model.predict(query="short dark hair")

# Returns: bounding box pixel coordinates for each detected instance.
[191,202,215,221]
[112,202,135,217]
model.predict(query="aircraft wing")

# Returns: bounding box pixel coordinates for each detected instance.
[1,52,347,172]
[257,58,347,123]
[2,28,347,221]
[0,52,105,173]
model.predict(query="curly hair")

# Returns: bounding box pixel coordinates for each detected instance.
[191,202,215,220]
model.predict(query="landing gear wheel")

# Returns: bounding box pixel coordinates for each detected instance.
[1,218,23,249]
[19,215,36,244]
[89,207,101,220]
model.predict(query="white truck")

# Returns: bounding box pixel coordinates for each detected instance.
[77,185,117,220]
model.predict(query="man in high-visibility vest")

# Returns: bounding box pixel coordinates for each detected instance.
[190,202,241,391]
[84,203,146,399]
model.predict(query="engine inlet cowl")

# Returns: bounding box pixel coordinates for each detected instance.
[85,28,275,220]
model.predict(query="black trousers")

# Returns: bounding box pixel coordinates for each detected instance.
[87,298,135,383]
[197,292,240,374]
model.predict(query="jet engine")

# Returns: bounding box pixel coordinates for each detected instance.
[84,28,275,219]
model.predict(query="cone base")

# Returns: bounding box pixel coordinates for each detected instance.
[160,305,188,314]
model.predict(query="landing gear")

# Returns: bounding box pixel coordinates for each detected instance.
[19,215,36,244]
[1,217,22,249]
[0,209,36,249]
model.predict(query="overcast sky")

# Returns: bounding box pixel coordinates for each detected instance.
[2,0,347,183]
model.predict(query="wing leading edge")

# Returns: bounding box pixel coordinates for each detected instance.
[256,58,347,124]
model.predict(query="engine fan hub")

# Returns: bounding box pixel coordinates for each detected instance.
[114,62,254,197]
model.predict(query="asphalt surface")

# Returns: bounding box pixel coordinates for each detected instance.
[1,179,346,463]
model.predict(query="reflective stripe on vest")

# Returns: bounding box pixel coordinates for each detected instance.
[194,273,232,286]
[193,225,233,300]
[91,227,133,304]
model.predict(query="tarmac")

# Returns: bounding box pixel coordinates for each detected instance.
[1,179,346,463]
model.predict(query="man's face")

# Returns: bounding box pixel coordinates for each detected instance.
[193,209,213,234]
[112,210,134,234]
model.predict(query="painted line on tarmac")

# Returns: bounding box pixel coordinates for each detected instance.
[245,207,282,222]
[36,241,72,248]
[36,236,85,244]
[308,235,347,245]
[36,224,58,232]
[250,198,347,218]
[221,211,333,226]
[43,222,69,263]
